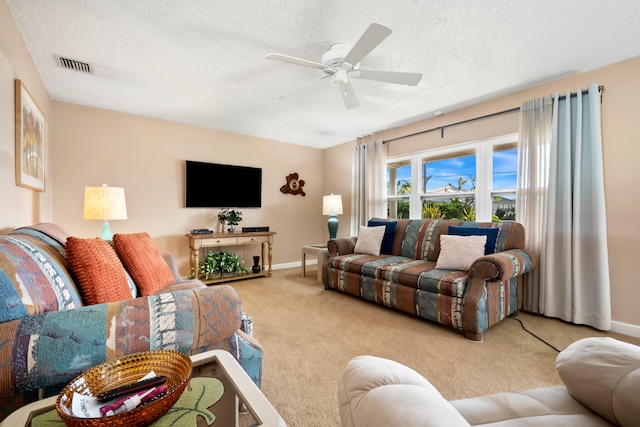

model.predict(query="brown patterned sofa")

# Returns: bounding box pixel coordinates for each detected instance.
[0,223,262,421]
[323,219,536,341]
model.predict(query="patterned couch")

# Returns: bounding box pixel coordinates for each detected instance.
[323,219,536,341]
[0,223,262,421]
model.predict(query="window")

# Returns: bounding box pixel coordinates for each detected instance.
[491,143,517,220]
[387,158,411,219]
[386,134,518,222]
[421,149,477,220]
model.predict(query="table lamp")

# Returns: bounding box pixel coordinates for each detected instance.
[83,184,128,240]
[323,194,343,239]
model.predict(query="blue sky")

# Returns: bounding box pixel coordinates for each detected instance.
[392,148,517,192]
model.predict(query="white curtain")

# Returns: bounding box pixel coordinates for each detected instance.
[517,95,553,313]
[351,137,387,235]
[543,83,611,330]
[518,83,610,330]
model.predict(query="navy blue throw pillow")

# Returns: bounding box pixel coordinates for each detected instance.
[367,219,397,255]
[448,226,499,255]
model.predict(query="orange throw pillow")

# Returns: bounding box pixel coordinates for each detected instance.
[66,237,133,305]
[113,232,176,296]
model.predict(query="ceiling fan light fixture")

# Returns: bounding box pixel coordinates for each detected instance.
[321,44,350,67]
[266,23,422,109]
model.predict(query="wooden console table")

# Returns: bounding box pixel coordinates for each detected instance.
[186,231,275,285]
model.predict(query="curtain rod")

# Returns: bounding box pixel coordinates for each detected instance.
[382,85,604,144]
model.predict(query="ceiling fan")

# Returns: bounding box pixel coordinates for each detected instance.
[265,23,422,109]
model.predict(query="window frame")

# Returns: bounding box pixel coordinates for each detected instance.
[386,133,517,222]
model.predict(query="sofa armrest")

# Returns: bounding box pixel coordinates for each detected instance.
[462,249,537,340]
[162,252,182,280]
[327,237,358,257]
[339,355,471,427]
[0,285,242,397]
[468,249,537,282]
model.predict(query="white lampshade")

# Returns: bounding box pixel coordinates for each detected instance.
[323,194,343,216]
[83,185,128,220]
[83,185,127,240]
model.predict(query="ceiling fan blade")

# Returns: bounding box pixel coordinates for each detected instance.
[265,53,328,70]
[342,23,392,67]
[351,69,422,86]
[276,75,331,99]
[338,80,359,109]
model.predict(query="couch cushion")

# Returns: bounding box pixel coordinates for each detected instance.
[367,219,397,255]
[376,259,469,297]
[0,228,81,322]
[394,219,526,261]
[330,255,469,298]
[354,226,386,256]
[12,223,70,247]
[113,232,176,296]
[66,237,133,305]
[556,337,640,427]
[436,235,486,271]
[451,387,613,426]
[2,286,243,398]
[448,225,499,255]
[395,219,458,261]
[330,254,407,276]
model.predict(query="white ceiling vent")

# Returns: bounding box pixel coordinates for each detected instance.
[56,55,92,73]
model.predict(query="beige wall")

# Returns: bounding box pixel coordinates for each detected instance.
[324,56,640,330]
[52,102,325,274]
[0,3,53,232]
[322,140,355,241]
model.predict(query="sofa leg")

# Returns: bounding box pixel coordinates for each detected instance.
[464,330,484,341]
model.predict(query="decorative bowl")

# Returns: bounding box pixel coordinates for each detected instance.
[56,350,192,427]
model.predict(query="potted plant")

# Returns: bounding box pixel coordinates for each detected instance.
[198,250,249,280]
[217,208,243,232]
[219,251,249,276]
[199,251,223,280]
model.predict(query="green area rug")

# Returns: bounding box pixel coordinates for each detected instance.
[32,377,223,426]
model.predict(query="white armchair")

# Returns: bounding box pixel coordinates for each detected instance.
[338,337,640,427]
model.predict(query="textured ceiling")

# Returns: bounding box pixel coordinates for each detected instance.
[6,1,640,149]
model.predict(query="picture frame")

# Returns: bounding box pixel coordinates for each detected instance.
[15,79,45,191]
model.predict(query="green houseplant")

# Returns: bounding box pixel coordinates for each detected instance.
[217,208,243,232]
[198,251,249,280]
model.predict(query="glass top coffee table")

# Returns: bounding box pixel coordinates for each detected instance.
[2,350,286,427]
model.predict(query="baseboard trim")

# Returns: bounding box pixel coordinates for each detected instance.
[272,261,302,270]
[611,320,640,338]
[273,259,319,270]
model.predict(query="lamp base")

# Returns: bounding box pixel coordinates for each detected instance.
[327,215,339,239]
[100,220,113,241]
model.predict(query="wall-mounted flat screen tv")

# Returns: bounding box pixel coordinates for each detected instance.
[185,160,262,208]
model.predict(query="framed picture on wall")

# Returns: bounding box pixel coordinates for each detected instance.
[15,79,45,191]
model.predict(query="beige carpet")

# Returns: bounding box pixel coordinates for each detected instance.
[231,267,640,427]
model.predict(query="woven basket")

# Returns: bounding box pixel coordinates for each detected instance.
[56,350,192,427]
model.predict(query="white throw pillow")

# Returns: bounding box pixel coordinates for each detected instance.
[354,225,386,256]
[435,235,487,271]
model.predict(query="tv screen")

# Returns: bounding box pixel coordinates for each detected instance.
[185,160,262,208]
